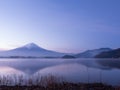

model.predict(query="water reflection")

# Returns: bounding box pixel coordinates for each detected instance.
[96,59,120,69]
[0,58,120,85]
[0,66,25,76]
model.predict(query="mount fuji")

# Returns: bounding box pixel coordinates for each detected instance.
[0,43,65,57]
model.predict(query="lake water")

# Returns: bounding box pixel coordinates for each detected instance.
[0,58,120,86]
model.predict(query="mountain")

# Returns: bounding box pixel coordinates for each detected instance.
[75,48,112,58]
[95,48,120,58]
[62,55,76,59]
[0,43,65,57]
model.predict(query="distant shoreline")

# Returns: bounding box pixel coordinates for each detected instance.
[0,56,60,59]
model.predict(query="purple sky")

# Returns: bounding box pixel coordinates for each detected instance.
[0,0,120,53]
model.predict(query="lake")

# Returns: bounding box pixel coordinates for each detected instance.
[0,58,120,86]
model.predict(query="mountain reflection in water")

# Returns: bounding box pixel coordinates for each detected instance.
[0,58,120,85]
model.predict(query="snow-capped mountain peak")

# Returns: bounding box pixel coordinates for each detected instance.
[24,43,40,49]
[0,43,65,57]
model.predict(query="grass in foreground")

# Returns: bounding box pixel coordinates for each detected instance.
[0,75,117,90]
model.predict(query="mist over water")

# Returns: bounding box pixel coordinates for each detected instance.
[0,58,120,85]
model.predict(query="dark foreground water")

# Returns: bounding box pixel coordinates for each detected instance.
[0,58,120,86]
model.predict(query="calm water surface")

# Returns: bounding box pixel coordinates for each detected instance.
[0,58,120,86]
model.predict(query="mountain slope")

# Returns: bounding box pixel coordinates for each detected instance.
[95,48,120,58]
[0,43,65,57]
[75,48,112,58]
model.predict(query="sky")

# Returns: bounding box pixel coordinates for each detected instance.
[0,0,120,53]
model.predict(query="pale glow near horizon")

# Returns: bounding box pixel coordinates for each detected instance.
[0,0,120,53]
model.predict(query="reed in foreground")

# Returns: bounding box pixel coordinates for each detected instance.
[0,74,115,90]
